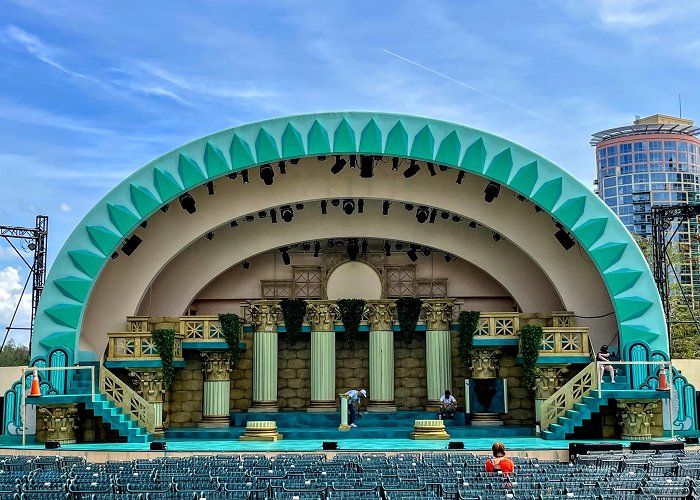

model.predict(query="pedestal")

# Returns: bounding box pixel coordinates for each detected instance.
[618,401,658,441]
[199,351,232,428]
[338,393,350,431]
[38,404,79,444]
[129,370,165,435]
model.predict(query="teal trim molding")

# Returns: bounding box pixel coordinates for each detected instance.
[31,112,667,361]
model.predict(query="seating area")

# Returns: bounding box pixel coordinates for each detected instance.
[0,450,697,499]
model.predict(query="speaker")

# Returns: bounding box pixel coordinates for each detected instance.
[322,441,338,450]
[150,441,167,451]
[448,441,465,450]
[685,436,699,445]
[45,441,60,449]
[569,442,622,461]
[630,441,684,452]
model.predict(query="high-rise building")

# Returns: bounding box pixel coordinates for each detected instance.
[592,114,700,302]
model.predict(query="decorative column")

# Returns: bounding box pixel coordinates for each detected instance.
[308,302,337,412]
[200,351,232,427]
[130,370,165,435]
[424,300,454,411]
[367,302,396,412]
[338,393,350,431]
[470,348,502,426]
[250,303,280,412]
[617,401,658,440]
[38,404,79,444]
[534,366,568,425]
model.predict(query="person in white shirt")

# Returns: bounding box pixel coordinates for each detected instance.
[345,388,367,428]
[439,389,457,419]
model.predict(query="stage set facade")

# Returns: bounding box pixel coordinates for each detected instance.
[4,112,697,447]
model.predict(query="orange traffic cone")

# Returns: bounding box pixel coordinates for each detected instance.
[658,368,670,391]
[29,370,41,397]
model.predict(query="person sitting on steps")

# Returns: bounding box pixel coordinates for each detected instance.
[439,389,457,420]
[597,344,616,385]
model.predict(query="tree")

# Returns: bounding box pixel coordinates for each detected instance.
[0,340,30,366]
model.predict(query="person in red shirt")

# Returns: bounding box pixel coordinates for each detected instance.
[485,442,515,475]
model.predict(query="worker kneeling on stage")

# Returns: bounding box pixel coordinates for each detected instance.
[345,388,367,428]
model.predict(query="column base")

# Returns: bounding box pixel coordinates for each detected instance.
[338,424,351,431]
[248,402,279,413]
[471,412,503,426]
[425,400,440,412]
[368,402,397,412]
[198,416,230,428]
[308,401,337,412]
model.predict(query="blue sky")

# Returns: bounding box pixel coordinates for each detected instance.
[1,0,699,344]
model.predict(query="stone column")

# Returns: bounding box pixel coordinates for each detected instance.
[199,351,232,427]
[308,302,337,412]
[38,404,79,444]
[534,366,568,425]
[617,401,658,440]
[129,370,165,435]
[424,300,454,411]
[367,302,396,411]
[338,393,350,431]
[250,303,280,412]
[470,348,502,426]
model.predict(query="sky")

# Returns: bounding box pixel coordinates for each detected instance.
[1,0,699,345]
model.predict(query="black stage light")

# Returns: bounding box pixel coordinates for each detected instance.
[111,252,119,259]
[150,441,167,451]
[280,247,291,265]
[242,261,250,270]
[343,199,355,215]
[160,204,169,213]
[516,194,525,201]
[405,203,414,211]
[492,232,502,242]
[404,160,420,178]
[270,209,277,223]
[395,242,404,250]
[360,155,374,178]
[290,158,300,165]
[323,441,338,450]
[241,169,249,184]
[555,229,576,250]
[361,239,368,254]
[534,205,543,213]
[296,203,304,210]
[331,199,340,207]
[452,215,461,223]
[331,155,346,174]
[139,220,148,228]
[45,441,60,449]
[441,211,450,220]
[349,155,357,168]
[327,239,335,248]
[448,441,464,450]
[422,247,431,256]
[258,211,267,218]
[427,162,436,176]
[484,181,501,203]
[317,156,327,160]
[280,205,294,223]
[416,206,429,223]
[206,232,214,241]
[335,240,345,247]
[321,200,328,214]
[384,241,392,256]
[456,171,465,184]
[313,241,321,257]
[439,164,448,172]
[260,164,274,185]
[468,221,477,229]
[382,200,390,215]
[358,199,364,214]
[407,246,419,262]
[179,193,196,214]
[206,181,215,195]
[302,242,311,251]
[278,161,287,174]
[231,220,238,228]
[228,172,238,179]
[429,209,437,224]
[444,254,453,262]
[121,235,142,256]
[347,240,359,261]
[245,215,255,222]
[392,157,399,171]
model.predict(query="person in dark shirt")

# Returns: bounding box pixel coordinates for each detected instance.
[597,344,616,385]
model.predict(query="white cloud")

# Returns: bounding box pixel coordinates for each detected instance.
[59,202,72,212]
[0,267,31,346]
[558,0,695,30]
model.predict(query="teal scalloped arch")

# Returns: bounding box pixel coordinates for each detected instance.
[31,112,667,361]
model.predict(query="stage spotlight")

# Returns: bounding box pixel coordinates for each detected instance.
[555,229,576,250]
[278,161,287,175]
[317,156,327,161]
[320,200,328,214]
[382,200,390,215]
[242,261,250,269]
[280,247,291,266]
[404,160,420,178]
[140,220,148,228]
[492,232,502,242]
[407,246,419,262]
[360,155,374,178]
[347,240,359,261]
[427,162,436,176]
[302,242,311,251]
[429,209,437,224]
[228,172,238,180]
[245,215,255,222]
[395,242,404,250]
[289,158,300,165]
[258,211,267,219]
[516,194,525,201]
[331,199,340,207]
[484,181,501,203]
[416,206,429,223]
[121,235,142,256]
[241,170,249,184]
[111,252,119,259]
[444,254,453,262]
[160,204,169,213]
[206,232,214,241]
[468,220,477,229]
[358,199,364,213]
[335,240,345,247]
[313,241,321,257]
[392,157,399,171]
[384,241,391,256]
[280,205,294,222]
[327,239,335,248]
[206,181,215,195]
[456,171,465,184]
[441,211,450,220]
[343,199,355,215]
[331,155,346,174]
[260,164,274,185]
[296,203,304,210]
[439,164,448,172]
[361,239,368,254]
[422,247,431,256]
[270,209,277,224]
[534,205,543,213]
[452,215,461,223]
[178,193,196,214]
[349,155,357,168]
[231,220,238,228]
[405,203,414,211]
